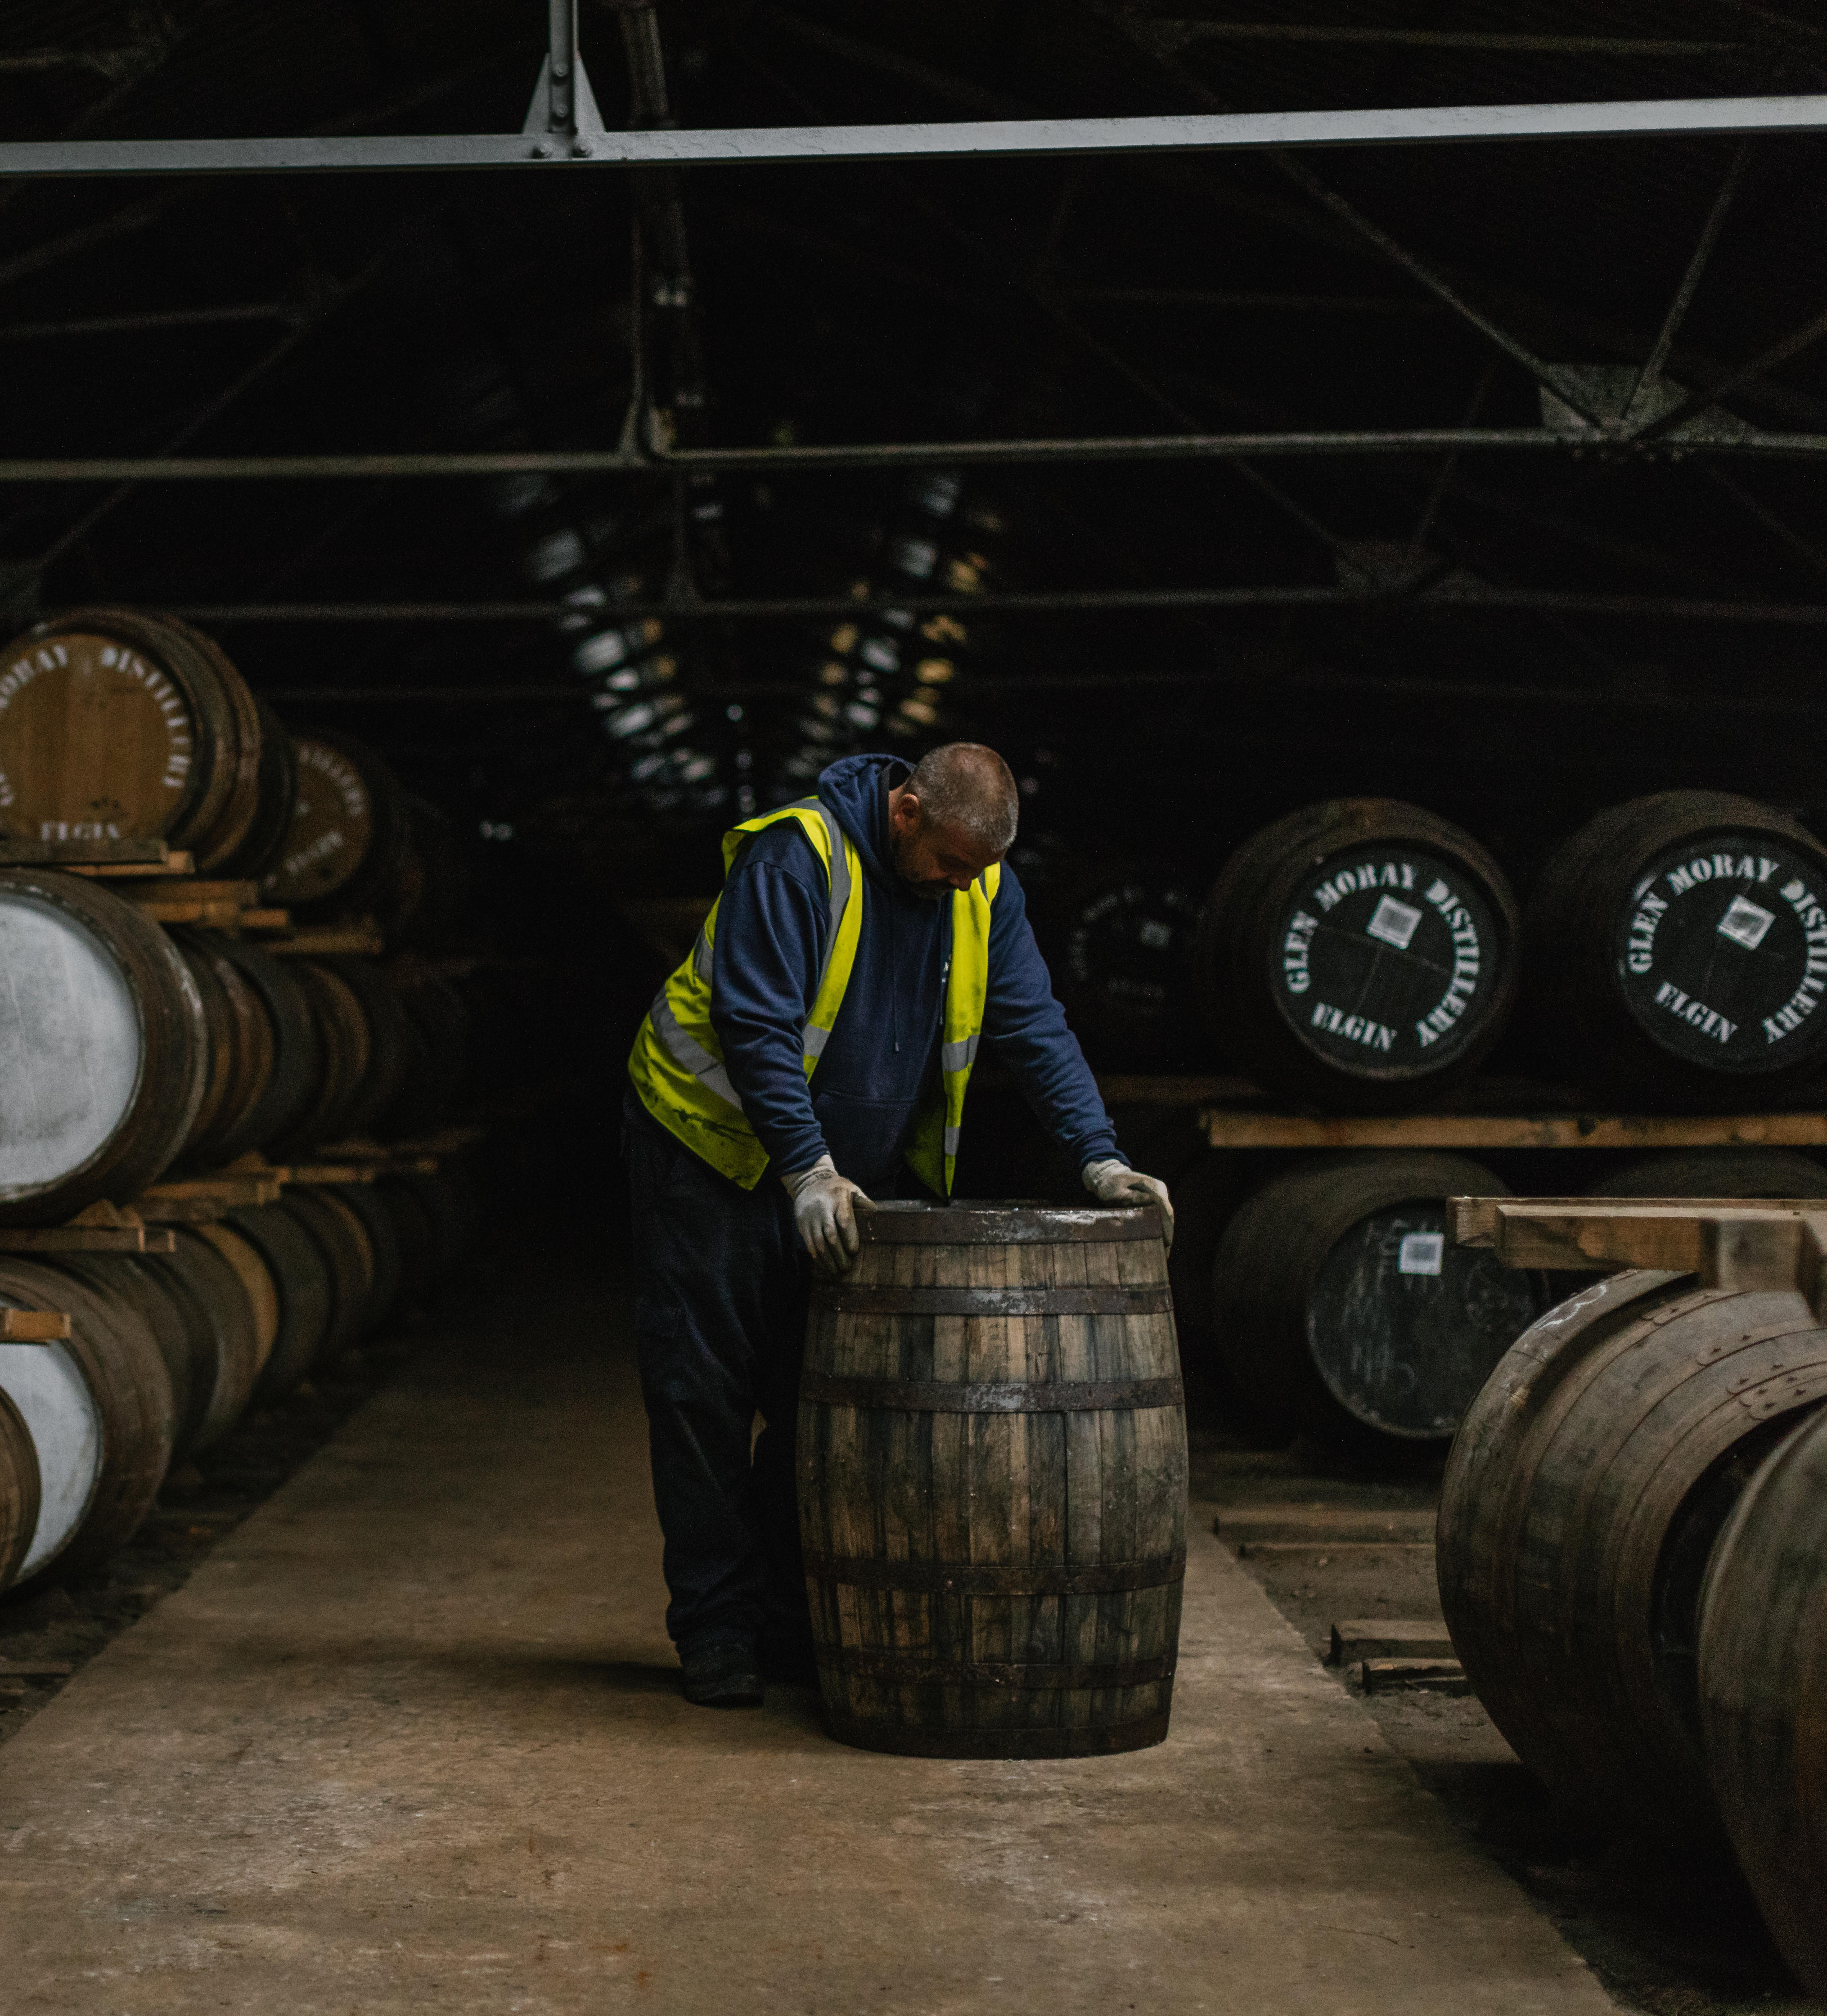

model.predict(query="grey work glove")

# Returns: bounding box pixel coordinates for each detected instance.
[782,1154,874,1276]
[1082,1158,1174,1251]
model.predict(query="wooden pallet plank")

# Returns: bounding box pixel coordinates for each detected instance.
[1202,1108,1827,1150]
[0,1224,176,1253]
[0,838,190,873]
[0,1309,71,1341]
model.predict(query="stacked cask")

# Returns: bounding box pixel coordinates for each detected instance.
[1435,1260,1827,1997]
[1096,791,1827,1466]
[0,611,485,1595]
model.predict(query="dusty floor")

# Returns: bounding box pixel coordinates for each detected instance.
[1193,1438,1812,2016]
[0,1250,1631,2015]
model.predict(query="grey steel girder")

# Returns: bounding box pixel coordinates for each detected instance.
[0,95,1825,177]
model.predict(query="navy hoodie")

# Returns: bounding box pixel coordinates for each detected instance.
[707,753,1121,1192]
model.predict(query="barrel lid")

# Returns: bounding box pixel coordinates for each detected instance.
[860,1201,1161,1244]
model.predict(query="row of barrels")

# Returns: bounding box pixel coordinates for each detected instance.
[1163,1142,1827,1463]
[0,869,469,1224]
[1056,789,1827,1111]
[1436,1263,1827,1999]
[0,608,468,942]
[0,1165,477,1594]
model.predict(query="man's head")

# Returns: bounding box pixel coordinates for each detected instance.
[885,742,1020,901]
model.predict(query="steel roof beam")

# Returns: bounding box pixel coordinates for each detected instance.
[0,95,1825,178]
[161,587,1827,624]
[2,429,1826,482]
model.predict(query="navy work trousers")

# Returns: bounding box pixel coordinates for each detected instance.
[621,1089,811,1651]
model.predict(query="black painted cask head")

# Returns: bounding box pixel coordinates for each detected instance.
[1213,1152,1545,1456]
[1525,791,1827,1105]
[1195,800,1520,1110]
[1055,860,1202,1071]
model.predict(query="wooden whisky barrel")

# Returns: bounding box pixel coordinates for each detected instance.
[0,1280,105,1582]
[1193,800,1520,1110]
[0,610,265,872]
[1212,1153,1545,1457]
[263,731,408,920]
[208,936,321,1156]
[317,956,420,1139]
[226,1202,337,1401]
[1697,1407,1827,1995]
[0,870,209,1224]
[326,1183,405,1336]
[166,927,276,1170]
[1523,791,1827,1105]
[230,695,299,882]
[799,1202,1186,1759]
[140,1229,266,1456]
[1054,860,1203,1071]
[0,1387,39,1594]
[277,1190,372,1362]
[0,1258,174,1582]
[272,960,370,1155]
[1437,1270,1827,1843]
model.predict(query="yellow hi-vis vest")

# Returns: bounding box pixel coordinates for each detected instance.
[626,795,1000,1195]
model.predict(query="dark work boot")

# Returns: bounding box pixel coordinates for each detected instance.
[679,1629,764,1708]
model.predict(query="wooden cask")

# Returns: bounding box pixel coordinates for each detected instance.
[1193,800,1520,1110]
[1437,1270,1827,1845]
[263,731,408,920]
[0,870,208,1224]
[325,1183,405,1337]
[1054,860,1202,1071]
[0,1278,106,1582]
[0,610,266,872]
[0,1258,174,1582]
[166,927,276,1170]
[1212,1152,1545,1458]
[799,1202,1186,1759]
[139,1230,265,1457]
[278,1190,373,1363]
[226,1203,338,1403]
[0,1386,39,1594]
[1524,791,1827,1106]
[207,936,321,1157]
[1698,1407,1827,1994]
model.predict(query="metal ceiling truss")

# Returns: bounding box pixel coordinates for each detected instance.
[7,1,1827,631]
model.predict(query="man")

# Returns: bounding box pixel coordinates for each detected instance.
[623,743,1173,1706]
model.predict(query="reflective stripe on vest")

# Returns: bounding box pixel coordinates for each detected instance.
[627,798,998,1192]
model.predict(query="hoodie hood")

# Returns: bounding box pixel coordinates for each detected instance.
[816,752,911,891]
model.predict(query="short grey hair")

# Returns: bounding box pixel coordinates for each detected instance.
[906,742,1020,855]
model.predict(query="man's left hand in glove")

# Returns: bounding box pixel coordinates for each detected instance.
[1081,1158,1174,1251]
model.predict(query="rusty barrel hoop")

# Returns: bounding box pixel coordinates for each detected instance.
[799,1201,1187,1760]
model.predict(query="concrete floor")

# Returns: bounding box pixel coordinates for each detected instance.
[0,1261,1620,2014]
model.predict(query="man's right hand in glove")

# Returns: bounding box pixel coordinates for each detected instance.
[782,1155,873,1276]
